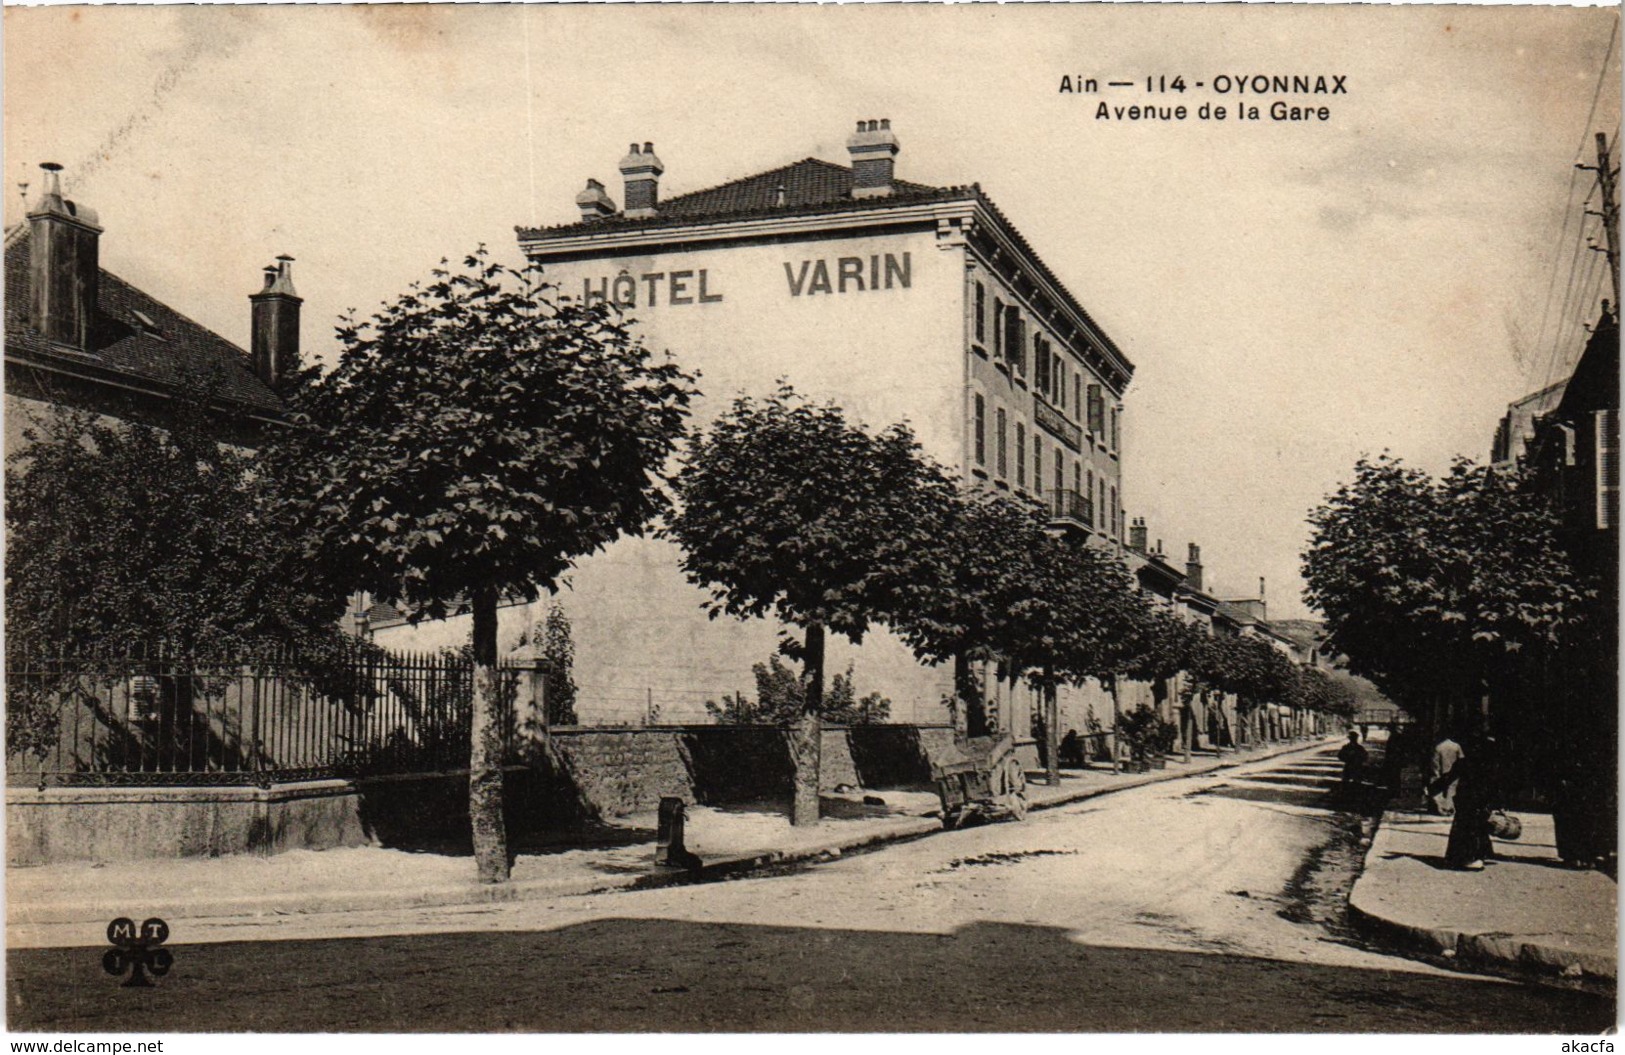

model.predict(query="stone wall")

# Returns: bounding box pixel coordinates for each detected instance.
[7,723,963,865]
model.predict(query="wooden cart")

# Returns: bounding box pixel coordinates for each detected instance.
[931,733,1029,828]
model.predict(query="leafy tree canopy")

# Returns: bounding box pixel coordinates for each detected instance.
[266,247,698,622]
[5,393,343,657]
[667,384,954,648]
[1302,454,1592,711]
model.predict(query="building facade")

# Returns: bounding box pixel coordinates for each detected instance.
[373,122,1137,735]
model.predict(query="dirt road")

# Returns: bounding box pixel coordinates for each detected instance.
[8,747,1613,1032]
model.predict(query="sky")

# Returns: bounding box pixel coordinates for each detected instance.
[4,4,1619,621]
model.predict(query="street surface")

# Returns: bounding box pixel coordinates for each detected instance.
[8,747,1614,1032]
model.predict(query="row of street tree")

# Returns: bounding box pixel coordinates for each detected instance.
[8,250,1352,882]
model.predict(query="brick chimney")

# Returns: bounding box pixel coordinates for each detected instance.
[27,163,101,351]
[618,142,663,218]
[1129,516,1148,553]
[250,256,301,388]
[575,178,616,221]
[1185,543,1204,593]
[847,119,900,199]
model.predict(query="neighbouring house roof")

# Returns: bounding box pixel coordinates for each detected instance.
[4,226,281,417]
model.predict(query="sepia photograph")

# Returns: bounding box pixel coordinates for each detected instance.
[2,1,1620,1038]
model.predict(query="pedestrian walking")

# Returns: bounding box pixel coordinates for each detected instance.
[1428,729,1464,816]
[1429,728,1502,871]
[1337,730,1369,786]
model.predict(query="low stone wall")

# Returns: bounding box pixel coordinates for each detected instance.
[7,723,962,865]
[6,780,372,867]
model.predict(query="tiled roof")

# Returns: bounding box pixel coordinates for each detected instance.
[520,158,971,237]
[4,227,281,415]
[519,155,1134,386]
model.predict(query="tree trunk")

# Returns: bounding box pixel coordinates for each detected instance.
[1109,675,1121,774]
[790,622,825,827]
[955,651,983,741]
[1045,675,1060,788]
[469,584,510,883]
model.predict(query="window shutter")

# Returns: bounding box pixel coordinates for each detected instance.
[1033,435,1043,497]
[974,282,986,344]
[994,299,1004,361]
[1597,409,1619,530]
[1016,423,1026,487]
[996,408,1008,478]
[1087,384,1103,436]
[974,393,986,466]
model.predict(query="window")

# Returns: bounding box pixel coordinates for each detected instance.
[993,298,1004,361]
[1034,335,1050,393]
[1053,354,1064,406]
[1074,375,1082,417]
[1087,384,1104,437]
[1598,409,1619,530]
[1073,462,1081,496]
[1055,453,1064,496]
[974,282,986,345]
[1110,485,1118,537]
[996,407,1008,478]
[1033,435,1043,497]
[974,393,986,467]
[1111,405,1121,452]
[1007,311,1027,377]
[1015,422,1026,488]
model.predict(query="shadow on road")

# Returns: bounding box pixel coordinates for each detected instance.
[9,917,1612,1033]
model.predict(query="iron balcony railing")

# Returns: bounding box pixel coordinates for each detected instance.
[1048,488,1094,529]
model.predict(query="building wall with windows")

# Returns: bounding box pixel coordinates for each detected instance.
[375,126,1136,731]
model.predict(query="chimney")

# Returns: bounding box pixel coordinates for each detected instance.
[250,256,302,389]
[27,163,101,351]
[1258,577,1267,621]
[618,142,663,218]
[575,178,616,221]
[1185,543,1204,593]
[847,119,900,199]
[1129,516,1148,553]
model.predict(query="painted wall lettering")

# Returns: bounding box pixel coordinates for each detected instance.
[581,269,724,308]
[784,252,912,296]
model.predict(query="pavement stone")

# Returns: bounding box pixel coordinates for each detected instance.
[6,737,1327,933]
[1349,807,1618,982]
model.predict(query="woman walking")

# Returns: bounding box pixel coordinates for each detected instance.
[1429,729,1501,871]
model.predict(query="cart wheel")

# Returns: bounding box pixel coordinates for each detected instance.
[944,808,966,830]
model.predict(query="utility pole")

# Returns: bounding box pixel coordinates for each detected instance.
[1580,132,1621,309]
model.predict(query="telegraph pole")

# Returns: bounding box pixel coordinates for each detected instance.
[1581,131,1621,309]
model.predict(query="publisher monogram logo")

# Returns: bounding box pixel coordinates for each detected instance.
[103,917,172,988]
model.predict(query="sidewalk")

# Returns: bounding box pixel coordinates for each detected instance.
[1349,807,1618,982]
[7,736,1327,936]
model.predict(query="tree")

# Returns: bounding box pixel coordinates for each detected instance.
[890,489,1054,739]
[268,248,696,881]
[5,393,345,758]
[1303,454,1592,733]
[539,603,578,727]
[667,385,950,825]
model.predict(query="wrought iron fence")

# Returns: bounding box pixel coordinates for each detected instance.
[6,644,536,788]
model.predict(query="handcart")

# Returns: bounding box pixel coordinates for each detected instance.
[930,733,1029,828]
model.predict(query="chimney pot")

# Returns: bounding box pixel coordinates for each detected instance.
[575,176,618,220]
[847,117,901,199]
[619,140,664,218]
[27,162,102,350]
[251,254,303,388]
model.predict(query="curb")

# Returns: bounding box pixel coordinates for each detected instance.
[14,737,1333,927]
[1346,810,1617,983]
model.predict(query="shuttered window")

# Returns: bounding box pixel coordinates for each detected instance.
[974,282,986,344]
[1033,435,1043,497]
[1006,310,1026,377]
[1016,422,1027,487]
[974,393,986,467]
[996,407,1008,479]
[993,299,1004,361]
[1597,409,1619,530]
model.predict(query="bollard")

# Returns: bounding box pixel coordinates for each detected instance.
[655,796,701,870]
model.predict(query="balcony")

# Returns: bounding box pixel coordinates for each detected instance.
[1048,488,1093,534]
